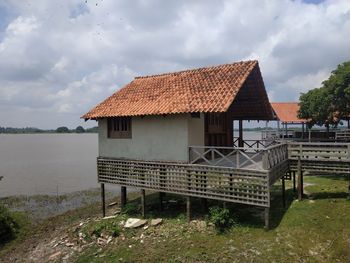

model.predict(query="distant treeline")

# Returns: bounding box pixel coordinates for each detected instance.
[0,126,98,134]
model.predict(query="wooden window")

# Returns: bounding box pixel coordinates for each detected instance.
[207,113,225,133]
[107,117,132,139]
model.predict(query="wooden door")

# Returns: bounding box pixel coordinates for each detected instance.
[204,112,233,147]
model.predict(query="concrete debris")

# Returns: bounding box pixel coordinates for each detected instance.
[65,242,74,247]
[124,218,147,228]
[97,238,107,246]
[48,251,62,260]
[102,215,118,220]
[106,236,113,244]
[108,201,118,207]
[150,218,163,226]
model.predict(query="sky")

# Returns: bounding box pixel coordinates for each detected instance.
[0,0,350,129]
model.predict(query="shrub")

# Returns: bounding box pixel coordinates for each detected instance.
[121,202,139,216]
[208,206,236,232]
[0,205,20,244]
[89,221,121,238]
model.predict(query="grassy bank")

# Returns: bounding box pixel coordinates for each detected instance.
[1,175,349,262]
[0,188,117,222]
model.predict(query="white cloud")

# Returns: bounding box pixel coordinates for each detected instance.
[0,0,350,128]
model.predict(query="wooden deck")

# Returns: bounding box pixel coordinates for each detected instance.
[288,141,350,174]
[98,143,289,208]
[96,140,350,228]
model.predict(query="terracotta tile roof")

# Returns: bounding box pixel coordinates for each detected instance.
[271,102,307,123]
[82,60,259,119]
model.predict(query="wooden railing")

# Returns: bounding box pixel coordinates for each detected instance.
[233,138,276,149]
[188,143,288,171]
[263,143,289,169]
[336,129,350,141]
[288,142,350,162]
[288,142,350,174]
[97,157,270,207]
[261,129,295,140]
[189,145,265,170]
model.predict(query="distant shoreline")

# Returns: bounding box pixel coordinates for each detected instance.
[0,126,98,134]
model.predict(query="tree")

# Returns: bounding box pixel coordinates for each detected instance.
[56,126,70,133]
[299,61,350,128]
[75,126,85,133]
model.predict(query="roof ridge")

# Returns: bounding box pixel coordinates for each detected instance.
[134,60,257,80]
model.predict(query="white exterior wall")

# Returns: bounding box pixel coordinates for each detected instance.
[98,114,204,162]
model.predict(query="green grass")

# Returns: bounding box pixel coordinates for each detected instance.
[73,175,350,263]
[1,175,349,263]
[0,206,30,248]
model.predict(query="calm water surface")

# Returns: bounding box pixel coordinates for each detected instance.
[0,131,261,197]
[0,134,99,197]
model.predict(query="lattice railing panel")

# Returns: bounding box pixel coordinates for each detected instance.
[98,158,270,207]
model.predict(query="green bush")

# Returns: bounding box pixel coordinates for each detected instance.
[0,205,20,244]
[121,202,139,216]
[208,206,236,232]
[89,221,121,238]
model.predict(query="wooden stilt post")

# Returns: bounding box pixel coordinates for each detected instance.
[159,192,164,211]
[223,202,227,209]
[308,128,311,142]
[293,171,296,193]
[141,189,145,218]
[297,156,303,201]
[201,198,208,212]
[301,171,304,197]
[282,176,286,208]
[121,186,127,208]
[238,119,243,147]
[101,183,106,217]
[264,207,269,230]
[186,196,192,222]
[302,123,305,139]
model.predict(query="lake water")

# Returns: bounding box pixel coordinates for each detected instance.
[0,134,99,197]
[0,131,261,197]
